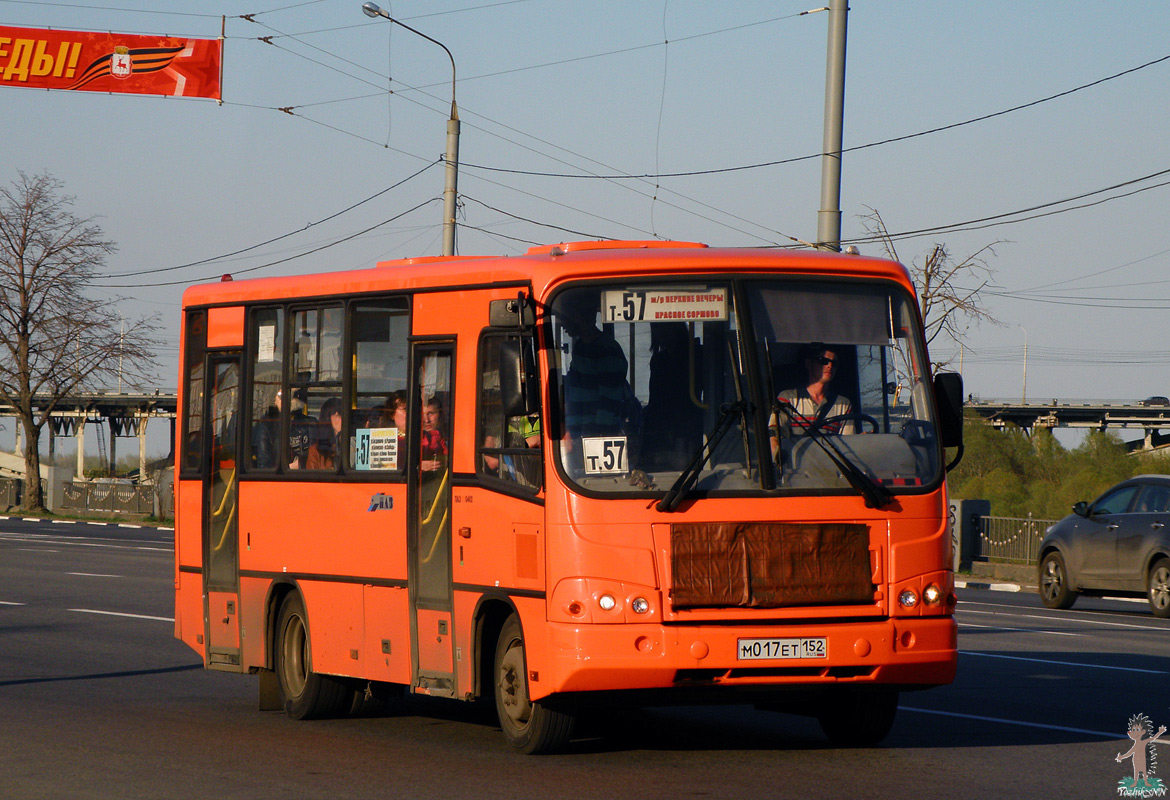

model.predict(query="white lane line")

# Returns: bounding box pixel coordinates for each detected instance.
[50,520,77,525]
[67,572,122,579]
[959,607,1162,631]
[958,621,1079,637]
[962,650,1169,675]
[901,706,1115,739]
[68,608,173,622]
[0,601,25,606]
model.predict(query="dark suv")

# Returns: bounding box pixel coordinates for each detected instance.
[1038,475,1170,616]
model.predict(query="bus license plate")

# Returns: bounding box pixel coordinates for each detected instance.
[737,637,827,660]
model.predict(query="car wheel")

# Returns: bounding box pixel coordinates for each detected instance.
[1038,551,1076,610]
[1148,559,1170,618]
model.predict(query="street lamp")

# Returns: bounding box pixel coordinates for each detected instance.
[361,2,460,257]
[1018,324,1028,405]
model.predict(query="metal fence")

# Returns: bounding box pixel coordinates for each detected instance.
[60,481,166,516]
[0,478,17,508]
[977,516,1057,565]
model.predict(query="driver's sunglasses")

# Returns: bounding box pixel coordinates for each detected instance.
[813,356,837,366]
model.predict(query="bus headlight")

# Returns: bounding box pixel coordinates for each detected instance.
[598,594,616,611]
[923,584,942,605]
[898,588,919,609]
[631,597,649,614]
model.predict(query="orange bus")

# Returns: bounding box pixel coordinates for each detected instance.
[174,240,964,753]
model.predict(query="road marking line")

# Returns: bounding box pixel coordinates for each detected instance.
[50,520,77,524]
[962,649,1169,675]
[958,621,1079,636]
[0,601,25,606]
[901,706,1115,739]
[67,572,122,578]
[960,606,1162,630]
[68,608,173,622]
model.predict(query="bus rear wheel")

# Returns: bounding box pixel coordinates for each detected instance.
[817,688,899,747]
[275,593,351,720]
[493,614,574,754]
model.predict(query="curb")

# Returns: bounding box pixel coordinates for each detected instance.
[955,579,1025,593]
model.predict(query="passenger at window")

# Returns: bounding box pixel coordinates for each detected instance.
[287,388,316,469]
[421,396,448,474]
[307,397,343,470]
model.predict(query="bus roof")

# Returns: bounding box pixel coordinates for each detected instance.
[179,240,914,309]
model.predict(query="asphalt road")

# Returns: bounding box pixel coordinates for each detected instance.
[0,516,1163,799]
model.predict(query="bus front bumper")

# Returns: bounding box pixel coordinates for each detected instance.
[533,616,956,699]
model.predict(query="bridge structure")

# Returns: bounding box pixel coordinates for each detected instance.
[966,399,1170,451]
[0,391,177,482]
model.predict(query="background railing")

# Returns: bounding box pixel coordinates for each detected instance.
[977,516,1057,565]
[58,480,172,517]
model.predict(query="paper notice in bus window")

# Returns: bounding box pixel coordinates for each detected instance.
[355,428,399,470]
[257,324,276,362]
[582,436,628,474]
[601,288,727,323]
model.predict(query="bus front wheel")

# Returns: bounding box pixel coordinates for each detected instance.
[817,688,899,747]
[274,593,351,720]
[493,614,574,754]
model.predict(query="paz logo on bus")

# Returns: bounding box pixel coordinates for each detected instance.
[367,493,394,512]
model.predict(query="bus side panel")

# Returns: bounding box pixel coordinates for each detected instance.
[363,585,412,685]
[238,480,409,678]
[174,477,205,657]
[450,487,546,699]
[301,579,365,677]
[238,575,270,670]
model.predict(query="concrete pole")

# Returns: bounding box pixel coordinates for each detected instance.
[76,419,85,479]
[816,0,849,251]
[138,415,148,482]
[443,115,460,257]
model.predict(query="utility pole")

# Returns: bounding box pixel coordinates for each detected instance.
[816,0,849,251]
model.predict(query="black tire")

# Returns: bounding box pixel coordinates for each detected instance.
[274,593,351,720]
[817,689,898,747]
[1148,559,1170,618]
[493,614,575,754]
[1038,551,1077,610]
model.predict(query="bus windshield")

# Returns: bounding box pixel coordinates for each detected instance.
[549,278,940,499]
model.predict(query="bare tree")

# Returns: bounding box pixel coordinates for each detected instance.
[0,171,159,511]
[860,208,1002,365]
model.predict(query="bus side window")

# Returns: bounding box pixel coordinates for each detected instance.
[349,298,410,472]
[247,306,283,471]
[477,332,541,490]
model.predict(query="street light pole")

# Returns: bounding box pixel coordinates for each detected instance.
[816,0,848,251]
[1018,324,1028,404]
[362,2,459,256]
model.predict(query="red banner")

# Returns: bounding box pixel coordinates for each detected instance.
[0,26,221,99]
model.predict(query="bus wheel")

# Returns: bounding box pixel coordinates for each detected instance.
[817,688,898,747]
[493,614,575,754]
[275,593,350,720]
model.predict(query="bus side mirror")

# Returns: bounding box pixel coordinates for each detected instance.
[498,337,540,418]
[934,372,963,449]
[489,295,534,329]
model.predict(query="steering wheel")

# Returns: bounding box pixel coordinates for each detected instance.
[813,412,880,435]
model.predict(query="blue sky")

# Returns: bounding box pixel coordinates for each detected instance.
[4,0,1170,417]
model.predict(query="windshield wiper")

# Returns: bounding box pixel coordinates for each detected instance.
[774,399,894,509]
[657,401,748,513]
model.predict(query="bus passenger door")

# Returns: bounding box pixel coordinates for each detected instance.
[203,353,243,669]
[408,344,456,696]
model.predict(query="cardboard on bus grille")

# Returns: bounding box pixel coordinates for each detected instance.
[670,522,874,608]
